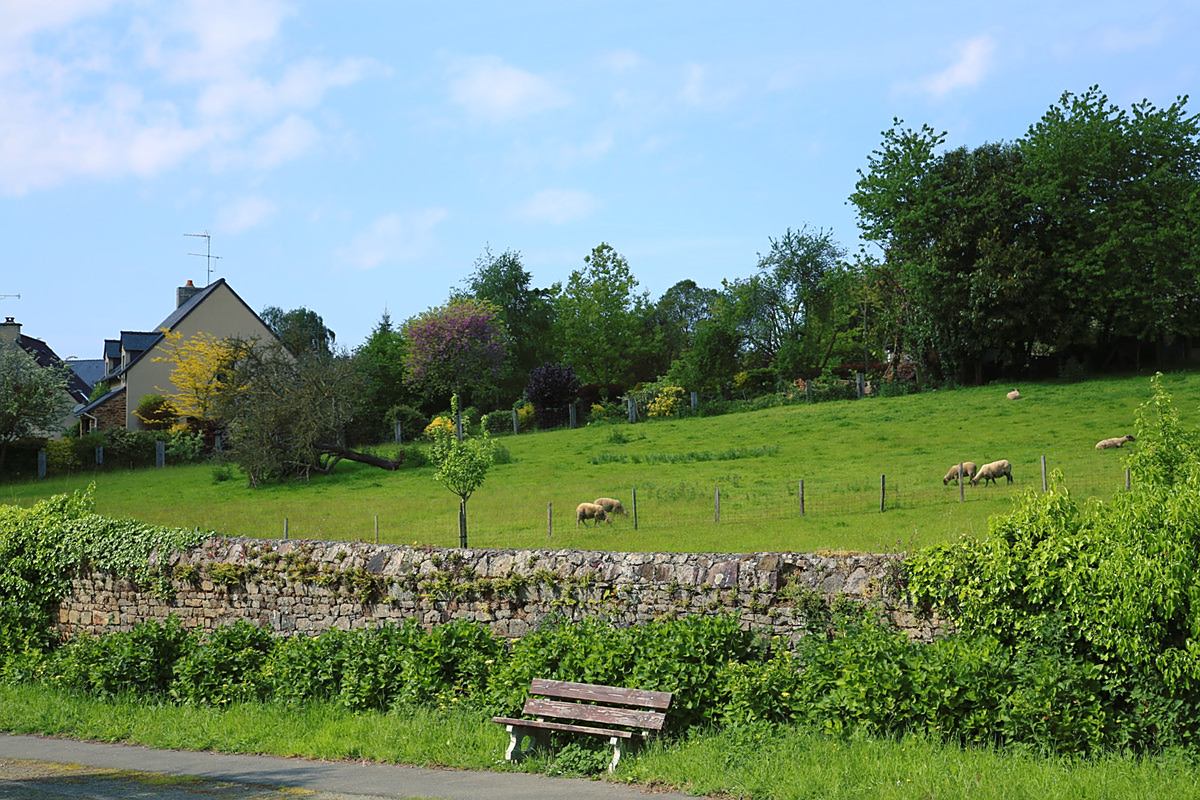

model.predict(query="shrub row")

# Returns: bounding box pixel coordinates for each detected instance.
[1,429,206,479]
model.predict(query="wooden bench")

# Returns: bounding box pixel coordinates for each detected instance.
[492,678,673,772]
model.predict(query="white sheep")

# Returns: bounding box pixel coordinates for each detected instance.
[1007,389,1022,401]
[576,502,610,526]
[593,497,627,516]
[1095,434,1136,450]
[942,462,978,486]
[971,459,1013,486]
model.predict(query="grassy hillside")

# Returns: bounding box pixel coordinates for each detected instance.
[4,371,1197,553]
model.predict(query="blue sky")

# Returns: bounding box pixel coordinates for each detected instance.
[3,1,1197,361]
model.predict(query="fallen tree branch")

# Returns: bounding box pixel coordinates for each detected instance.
[314,443,405,470]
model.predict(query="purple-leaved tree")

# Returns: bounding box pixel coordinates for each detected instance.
[403,298,509,408]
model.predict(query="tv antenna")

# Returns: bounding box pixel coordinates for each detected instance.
[184,231,222,286]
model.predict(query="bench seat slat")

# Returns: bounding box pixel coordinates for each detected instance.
[521,698,666,731]
[530,678,673,710]
[492,716,638,739]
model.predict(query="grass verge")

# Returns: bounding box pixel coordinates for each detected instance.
[2,684,1198,799]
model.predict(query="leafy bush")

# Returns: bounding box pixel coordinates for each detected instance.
[165,429,205,463]
[647,385,685,418]
[424,416,454,440]
[262,630,351,705]
[480,410,513,435]
[50,617,194,698]
[386,404,429,443]
[44,438,81,474]
[525,363,580,429]
[134,393,177,430]
[170,621,274,706]
[101,429,158,468]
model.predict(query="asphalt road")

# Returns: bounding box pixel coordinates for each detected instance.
[0,734,695,800]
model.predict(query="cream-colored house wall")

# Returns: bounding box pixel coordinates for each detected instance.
[124,283,275,429]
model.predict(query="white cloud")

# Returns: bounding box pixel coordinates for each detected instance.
[515,189,598,225]
[337,209,450,270]
[600,49,642,73]
[0,1,375,194]
[679,62,738,109]
[918,35,996,98]
[448,56,568,120]
[216,195,276,234]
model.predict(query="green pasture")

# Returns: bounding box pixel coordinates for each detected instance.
[4,371,1198,553]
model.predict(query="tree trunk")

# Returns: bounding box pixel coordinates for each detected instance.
[458,498,468,548]
[314,443,405,470]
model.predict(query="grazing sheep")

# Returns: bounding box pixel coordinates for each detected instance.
[593,497,627,516]
[942,462,978,486]
[1007,389,1022,400]
[576,502,609,526]
[1096,434,1136,450]
[971,459,1013,486]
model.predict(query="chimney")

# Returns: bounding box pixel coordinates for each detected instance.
[176,279,202,308]
[0,316,19,345]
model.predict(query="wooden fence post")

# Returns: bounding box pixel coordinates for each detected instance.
[1041,455,1048,492]
[632,487,639,530]
[374,515,379,544]
[512,409,519,435]
[690,391,698,411]
[627,396,637,423]
[95,445,103,466]
[569,403,577,429]
[155,440,165,468]
[37,449,46,479]
[1125,468,1131,491]
[799,479,805,516]
[959,462,965,502]
[394,421,402,443]
[880,474,886,512]
[856,372,865,399]
[283,517,289,540]
[714,485,721,523]
[547,502,553,538]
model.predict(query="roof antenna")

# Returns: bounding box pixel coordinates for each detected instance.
[184,231,222,286]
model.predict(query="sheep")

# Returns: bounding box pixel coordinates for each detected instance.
[971,459,1013,486]
[1007,389,1022,401]
[593,497,627,516]
[576,502,609,526]
[1095,434,1136,450]
[942,461,978,486]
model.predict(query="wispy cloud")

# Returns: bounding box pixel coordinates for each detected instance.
[216,195,276,233]
[337,209,449,270]
[448,56,568,120]
[916,35,996,98]
[679,62,738,109]
[0,0,376,195]
[600,49,642,73]
[515,189,598,225]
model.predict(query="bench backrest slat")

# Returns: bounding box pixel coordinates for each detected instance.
[523,698,667,731]
[530,678,673,711]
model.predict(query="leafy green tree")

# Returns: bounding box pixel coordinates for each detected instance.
[670,314,741,397]
[726,227,853,379]
[403,298,510,410]
[461,247,557,403]
[649,279,719,374]
[0,344,71,469]
[349,311,409,444]
[261,306,336,357]
[428,394,496,547]
[555,243,650,386]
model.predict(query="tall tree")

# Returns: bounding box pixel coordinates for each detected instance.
[461,247,557,402]
[261,306,336,357]
[349,311,409,444]
[403,298,509,409]
[0,344,70,469]
[555,243,649,386]
[650,279,719,371]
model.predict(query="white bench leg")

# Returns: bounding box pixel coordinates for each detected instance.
[608,737,623,773]
[504,724,525,762]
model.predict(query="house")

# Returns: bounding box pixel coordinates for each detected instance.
[0,316,93,436]
[78,279,278,432]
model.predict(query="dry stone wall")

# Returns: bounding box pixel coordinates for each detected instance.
[56,537,941,642]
